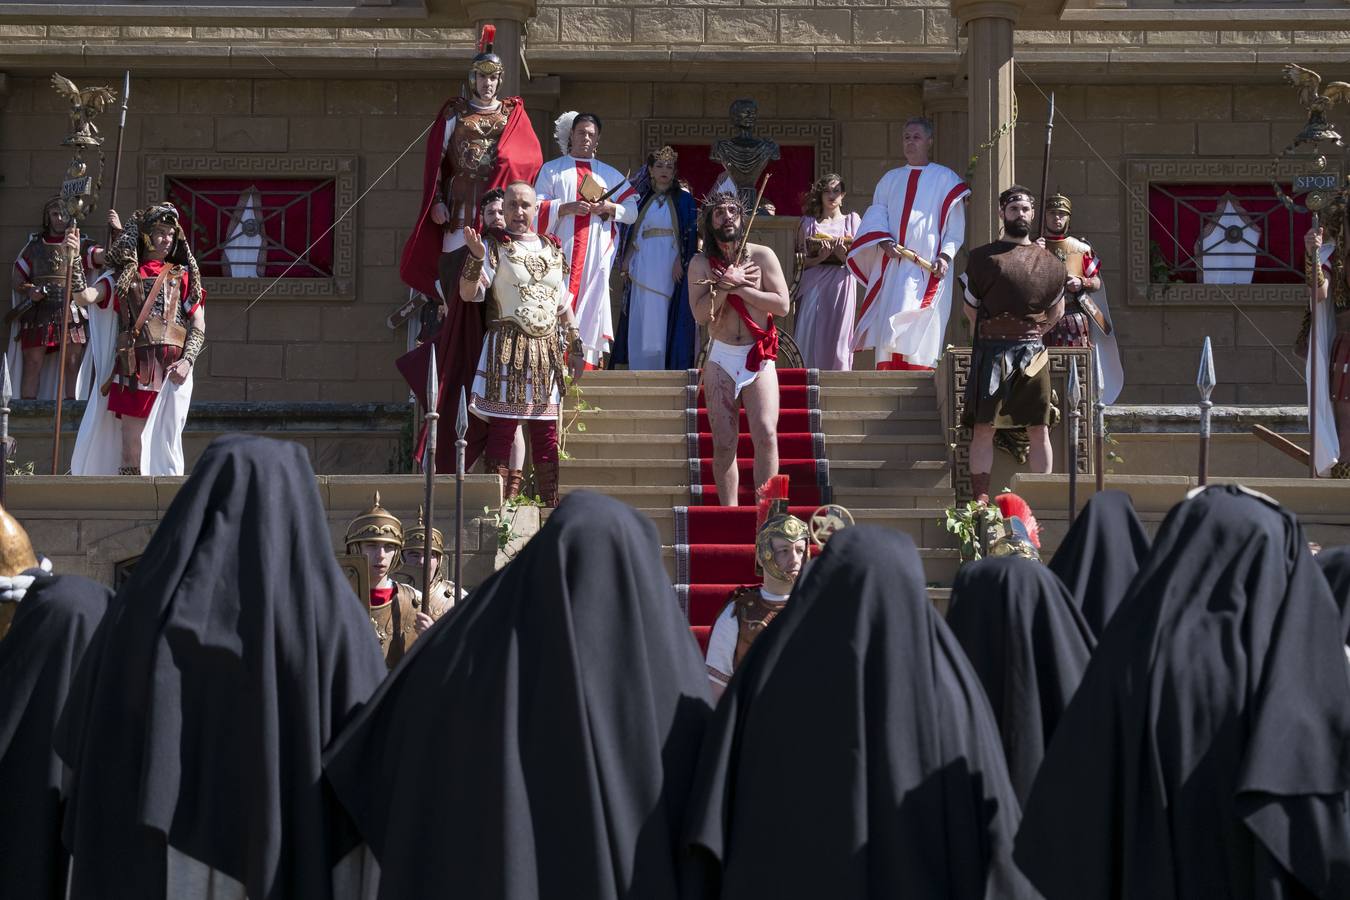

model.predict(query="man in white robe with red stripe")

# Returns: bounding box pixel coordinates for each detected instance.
[534,111,639,369]
[847,117,969,371]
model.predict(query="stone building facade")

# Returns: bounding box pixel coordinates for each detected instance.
[0,2,1343,420]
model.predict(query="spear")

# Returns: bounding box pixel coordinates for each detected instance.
[1307,211,1321,479]
[50,228,77,475]
[1093,345,1106,492]
[1196,336,1216,486]
[108,71,130,246]
[0,354,10,506]
[1038,92,1055,239]
[1066,359,1081,524]
[420,346,439,614]
[454,384,468,597]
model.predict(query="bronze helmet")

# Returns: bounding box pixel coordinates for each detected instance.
[1045,193,1072,217]
[344,491,404,555]
[755,476,809,584]
[0,504,38,641]
[403,505,445,558]
[471,24,504,79]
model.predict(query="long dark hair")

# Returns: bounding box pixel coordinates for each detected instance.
[803,173,845,220]
[698,191,745,265]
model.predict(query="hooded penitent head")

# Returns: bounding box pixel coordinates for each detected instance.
[1047,488,1150,639]
[323,490,712,899]
[1015,484,1350,899]
[52,435,387,900]
[683,525,1035,899]
[946,554,1095,803]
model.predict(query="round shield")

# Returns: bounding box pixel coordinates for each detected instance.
[809,503,854,548]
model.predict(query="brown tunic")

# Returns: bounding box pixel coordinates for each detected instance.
[965,241,1066,341]
[728,586,788,670]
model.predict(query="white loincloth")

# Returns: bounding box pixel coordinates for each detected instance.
[706,339,773,399]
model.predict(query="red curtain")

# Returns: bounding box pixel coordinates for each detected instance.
[165,177,337,278]
[1147,183,1311,285]
[672,144,816,217]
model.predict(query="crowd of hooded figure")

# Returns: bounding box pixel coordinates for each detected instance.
[3,433,1350,899]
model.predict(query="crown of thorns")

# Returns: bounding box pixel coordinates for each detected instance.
[700,191,745,215]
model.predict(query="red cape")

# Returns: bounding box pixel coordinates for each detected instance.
[398,96,542,297]
[396,96,542,472]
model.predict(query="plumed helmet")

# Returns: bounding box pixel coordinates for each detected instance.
[403,505,444,558]
[471,24,504,78]
[755,475,808,583]
[1045,193,1072,219]
[345,491,405,553]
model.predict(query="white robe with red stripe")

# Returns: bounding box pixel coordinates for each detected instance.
[534,155,638,366]
[847,163,969,369]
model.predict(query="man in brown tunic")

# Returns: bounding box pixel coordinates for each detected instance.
[961,185,1066,502]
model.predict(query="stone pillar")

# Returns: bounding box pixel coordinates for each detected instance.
[923,77,968,183]
[952,0,1021,247]
[466,0,534,99]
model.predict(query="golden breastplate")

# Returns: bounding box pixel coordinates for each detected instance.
[30,239,68,288]
[1043,235,1089,279]
[450,107,509,181]
[492,241,565,338]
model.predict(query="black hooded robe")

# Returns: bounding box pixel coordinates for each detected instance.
[0,572,111,900]
[53,435,388,900]
[1046,488,1150,639]
[682,526,1036,900]
[323,490,713,900]
[1015,485,1350,900]
[946,555,1095,804]
[1316,545,1350,645]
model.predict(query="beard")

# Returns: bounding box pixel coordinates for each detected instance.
[715,224,741,245]
[1003,217,1031,238]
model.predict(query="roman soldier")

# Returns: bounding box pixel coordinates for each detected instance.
[345,492,422,668]
[961,185,1067,503]
[403,506,462,635]
[461,182,583,508]
[704,476,808,698]
[397,24,544,476]
[1041,192,1124,404]
[8,197,97,400]
[70,204,204,476]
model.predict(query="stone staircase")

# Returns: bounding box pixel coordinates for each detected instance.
[559,369,961,599]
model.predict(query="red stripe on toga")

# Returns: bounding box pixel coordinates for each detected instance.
[918,182,970,309]
[615,185,637,204]
[857,170,923,321]
[568,161,593,309]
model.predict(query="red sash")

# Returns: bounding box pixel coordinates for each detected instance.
[710,258,779,371]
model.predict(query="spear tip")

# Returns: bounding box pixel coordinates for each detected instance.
[1066,358,1081,408]
[426,345,439,411]
[0,353,10,408]
[456,385,469,439]
[1196,335,1217,397]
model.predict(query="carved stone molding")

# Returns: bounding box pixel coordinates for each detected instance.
[947,347,1095,501]
[640,119,840,177]
[142,153,358,302]
[1124,156,1335,308]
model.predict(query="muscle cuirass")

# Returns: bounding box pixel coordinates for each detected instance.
[1043,234,1089,279]
[490,240,566,338]
[732,588,786,670]
[443,102,510,231]
[27,238,70,289]
[135,268,189,350]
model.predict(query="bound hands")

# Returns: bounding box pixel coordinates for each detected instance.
[715,263,761,293]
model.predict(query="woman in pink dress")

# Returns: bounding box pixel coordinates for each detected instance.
[793,174,860,370]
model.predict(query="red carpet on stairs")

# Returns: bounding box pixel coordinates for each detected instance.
[675,368,830,653]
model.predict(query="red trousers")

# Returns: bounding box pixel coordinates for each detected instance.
[485,418,558,464]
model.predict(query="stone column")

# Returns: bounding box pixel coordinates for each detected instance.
[952,0,1021,247]
[923,77,968,182]
[466,0,534,99]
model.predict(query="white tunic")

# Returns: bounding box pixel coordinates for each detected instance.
[534,155,638,366]
[625,193,681,371]
[847,163,969,368]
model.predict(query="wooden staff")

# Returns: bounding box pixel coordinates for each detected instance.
[454,384,467,597]
[1038,91,1056,239]
[709,173,772,324]
[1066,359,1081,524]
[1308,211,1321,479]
[421,346,439,613]
[108,71,130,246]
[50,227,77,475]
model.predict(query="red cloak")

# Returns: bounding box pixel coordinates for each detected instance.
[396,96,543,473]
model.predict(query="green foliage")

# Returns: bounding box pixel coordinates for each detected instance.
[1148,240,1185,287]
[942,500,1004,564]
[484,494,543,556]
[559,372,602,462]
[6,457,33,476]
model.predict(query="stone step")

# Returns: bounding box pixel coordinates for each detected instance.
[560,456,949,488]
[571,384,936,412]
[560,463,954,506]
[660,544,962,587]
[641,505,955,547]
[562,432,947,462]
[578,370,937,389]
[572,408,941,437]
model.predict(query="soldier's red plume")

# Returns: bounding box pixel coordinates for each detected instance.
[479,24,496,54]
[755,474,791,534]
